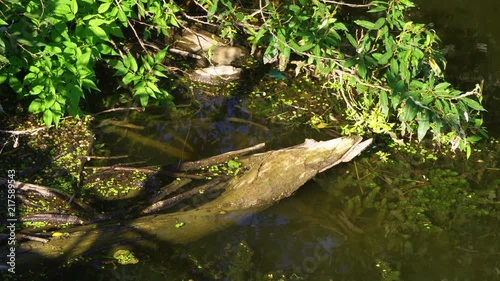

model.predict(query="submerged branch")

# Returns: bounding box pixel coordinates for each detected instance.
[150,178,192,203]
[0,178,95,215]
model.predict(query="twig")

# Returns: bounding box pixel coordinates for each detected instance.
[17,233,50,244]
[150,178,192,203]
[86,166,157,174]
[91,107,144,116]
[114,0,148,53]
[21,214,89,225]
[79,155,129,160]
[140,177,224,215]
[169,48,204,60]
[0,178,95,215]
[0,127,49,135]
[321,0,372,8]
[178,142,265,171]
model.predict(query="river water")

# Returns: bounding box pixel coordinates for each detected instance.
[49,0,500,280]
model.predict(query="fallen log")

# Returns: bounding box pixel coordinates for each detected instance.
[3,136,372,266]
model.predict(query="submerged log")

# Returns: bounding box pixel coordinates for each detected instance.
[5,136,371,266]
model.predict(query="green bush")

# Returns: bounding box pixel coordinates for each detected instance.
[197,0,487,155]
[0,0,179,126]
[0,0,487,155]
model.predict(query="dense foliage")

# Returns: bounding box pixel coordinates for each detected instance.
[0,0,487,154]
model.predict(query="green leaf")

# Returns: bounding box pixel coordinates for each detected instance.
[155,48,168,63]
[417,110,429,142]
[380,91,389,116]
[124,54,138,72]
[401,100,419,122]
[30,85,45,95]
[96,43,116,55]
[461,97,485,111]
[355,20,375,30]
[110,60,127,75]
[43,109,54,126]
[289,40,314,52]
[89,19,111,27]
[28,99,43,113]
[434,82,450,91]
[399,0,416,7]
[153,70,167,78]
[146,82,160,94]
[373,18,386,30]
[44,94,56,109]
[357,62,367,79]
[333,22,348,31]
[467,135,482,143]
[53,113,61,128]
[368,5,387,13]
[77,50,91,67]
[389,59,399,74]
[122,72,138,85]
[343,57,357,68]
[377,52,392,65]
[98,2,112,13]
[82,79,100,91]
[227,160,241,169]
[345,33,358,49]
[89,26,110,42]
[139,94,149,107]
[71,0,78,15]
[278,47,290,71]
[118,10,128,25]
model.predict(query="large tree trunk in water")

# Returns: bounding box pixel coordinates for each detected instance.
[6,136,372,266]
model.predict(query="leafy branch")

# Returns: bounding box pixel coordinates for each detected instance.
[193,0,486,155]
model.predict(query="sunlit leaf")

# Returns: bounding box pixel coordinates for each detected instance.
[97,2,112,13]
[417,110,429,142]
[355,20,375,30]
[43,109,53,126]
[28,98,43,113]
[373,18,386,30]
[461,97,485,111]
[368,5,386,13]
[89,26,110,42]
[380,91,389,116]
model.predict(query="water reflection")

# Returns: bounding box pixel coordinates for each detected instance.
[88,1,500,280]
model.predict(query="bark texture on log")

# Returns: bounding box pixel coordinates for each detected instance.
[3,136,371,266]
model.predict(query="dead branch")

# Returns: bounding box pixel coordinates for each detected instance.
[141,177,225,215]
[79,155,129,160]
[169,48,204,60]
[178,142,265,171]
[17,233,50,244]
[21,214,89,225]
[91,107,144,116]
[0,126,49,135]
[150,178,192,203]
[321,0,372,8]
[1,178,95,215]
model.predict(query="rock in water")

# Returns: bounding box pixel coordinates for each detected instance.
[189,65,242,86]
[174,29,248,66]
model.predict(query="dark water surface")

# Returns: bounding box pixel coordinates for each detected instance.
[49,1,500,280]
